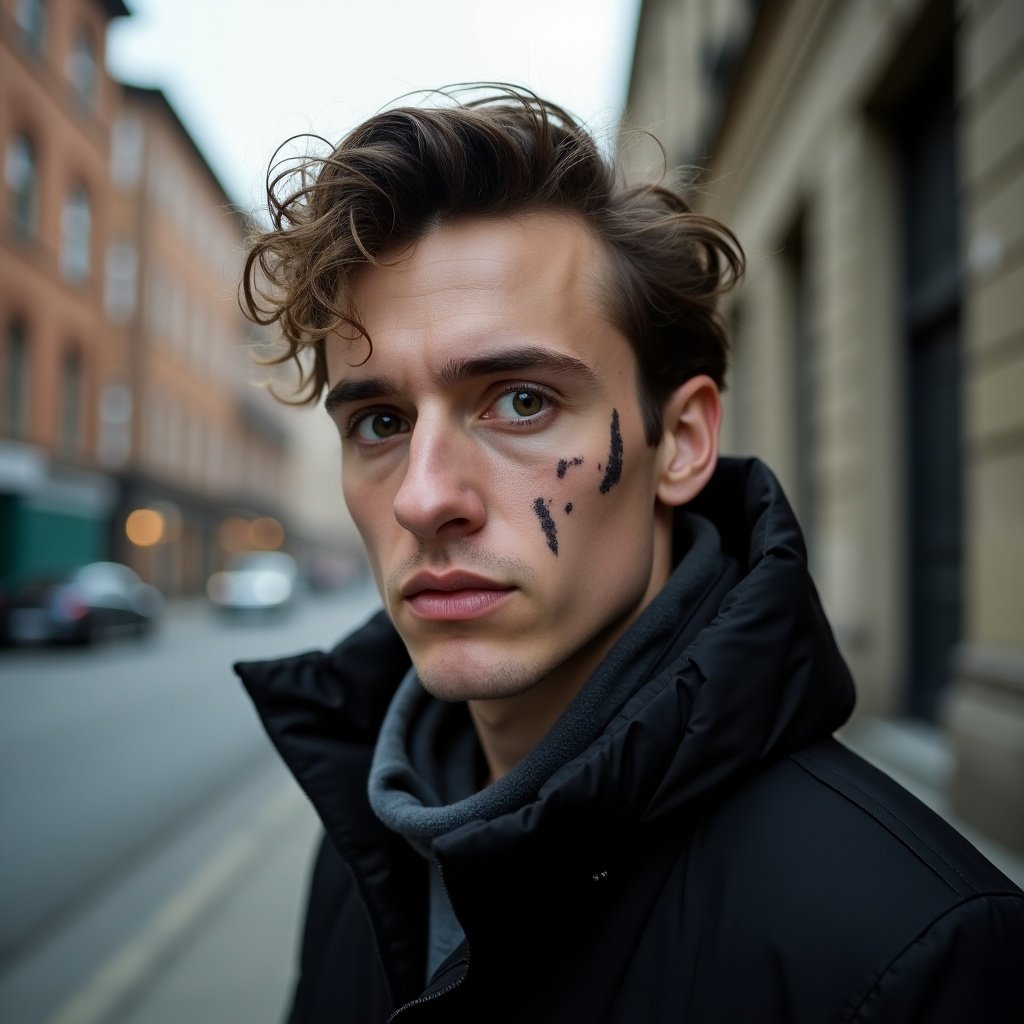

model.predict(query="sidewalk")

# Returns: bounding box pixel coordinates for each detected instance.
[44,780,320,1024]
[50,717,1023,1024]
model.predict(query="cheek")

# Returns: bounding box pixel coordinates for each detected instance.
[342,472,392,556]
[545,424,656,555]
[555,483,658,604]
[341,473,365,528]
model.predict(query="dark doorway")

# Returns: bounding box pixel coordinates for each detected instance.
[896,48,962,721]
[782,211,817,563]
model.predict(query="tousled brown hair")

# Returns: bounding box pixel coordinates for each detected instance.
[241,84,744,444]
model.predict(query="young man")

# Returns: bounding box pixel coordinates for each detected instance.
[238,88,1023,1022]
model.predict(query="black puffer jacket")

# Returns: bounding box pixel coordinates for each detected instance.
[237,459,1024,1023]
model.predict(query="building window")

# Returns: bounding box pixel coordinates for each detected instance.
[166,400,182,473]
[61,183,92,282]
[14,0,46,53]
[5,134,38,238]
[105,242,138,321]
[98,383,132,468]
[187,418,203,480]
[111,114,144,188]
[5,320,31,437]
[170,279,187,351]
[143,396,162,467]
[67,30,97,108]
[59,348,83,455]
[205,425,222,487]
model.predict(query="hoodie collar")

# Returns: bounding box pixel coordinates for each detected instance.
[237,457,855,869]
[366,511,740,852]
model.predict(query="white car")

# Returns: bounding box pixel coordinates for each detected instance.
[206,552,299,613]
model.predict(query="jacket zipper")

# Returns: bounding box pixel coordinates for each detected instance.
[387,862,469,1021]
[386,957,469,1022]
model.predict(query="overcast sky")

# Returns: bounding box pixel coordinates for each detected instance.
[107,0,642,212]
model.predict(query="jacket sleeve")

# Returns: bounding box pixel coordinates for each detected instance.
[851,892,1024,1022]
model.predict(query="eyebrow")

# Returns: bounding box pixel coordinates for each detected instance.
[323,346,599,413]
[323,375,395,411]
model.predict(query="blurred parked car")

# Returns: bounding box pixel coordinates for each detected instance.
[206,551,299,614]
[5,562,164,645]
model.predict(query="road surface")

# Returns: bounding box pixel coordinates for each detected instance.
[0,582,381,1023]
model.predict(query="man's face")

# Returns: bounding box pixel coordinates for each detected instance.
[325,212,673,704]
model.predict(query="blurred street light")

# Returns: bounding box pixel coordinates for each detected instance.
[125,507,166,547]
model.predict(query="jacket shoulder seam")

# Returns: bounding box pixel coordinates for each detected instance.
[791,750,978,897]
[844,892,1024,1022]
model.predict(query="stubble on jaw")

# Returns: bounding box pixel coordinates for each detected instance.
[415,653,549,703]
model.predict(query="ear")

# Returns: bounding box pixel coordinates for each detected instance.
[655,374,722,507]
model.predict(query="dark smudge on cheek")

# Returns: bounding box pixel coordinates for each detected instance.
[556,456,584,479]
[533,497,558,556]
[598,409,623,494]
[564,502,573,514]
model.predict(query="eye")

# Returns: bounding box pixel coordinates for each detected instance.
[350,411,409,443]
[491,387,550,420]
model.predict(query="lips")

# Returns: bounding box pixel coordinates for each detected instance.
[400,570,508,598]
[400,571,514,622]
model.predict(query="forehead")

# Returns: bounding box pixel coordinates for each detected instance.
[330,211,627,380]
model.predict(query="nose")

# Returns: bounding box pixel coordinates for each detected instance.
[393,416,485,541]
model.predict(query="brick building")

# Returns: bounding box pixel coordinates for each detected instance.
[104,84,292,596]
[2,1,296,598]
[625,0,1024,850]
[1,0,129,586]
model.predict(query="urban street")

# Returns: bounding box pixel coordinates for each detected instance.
[0,582,381,1024]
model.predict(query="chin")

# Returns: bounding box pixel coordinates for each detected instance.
[414,653,545,703]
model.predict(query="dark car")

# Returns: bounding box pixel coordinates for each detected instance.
[5,562,163,645]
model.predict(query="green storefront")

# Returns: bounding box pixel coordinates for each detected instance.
[0,442,115,591]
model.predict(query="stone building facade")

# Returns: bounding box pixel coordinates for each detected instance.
[625,0,1023,851]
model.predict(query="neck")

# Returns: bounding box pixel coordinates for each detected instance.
[468,669,587,783]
